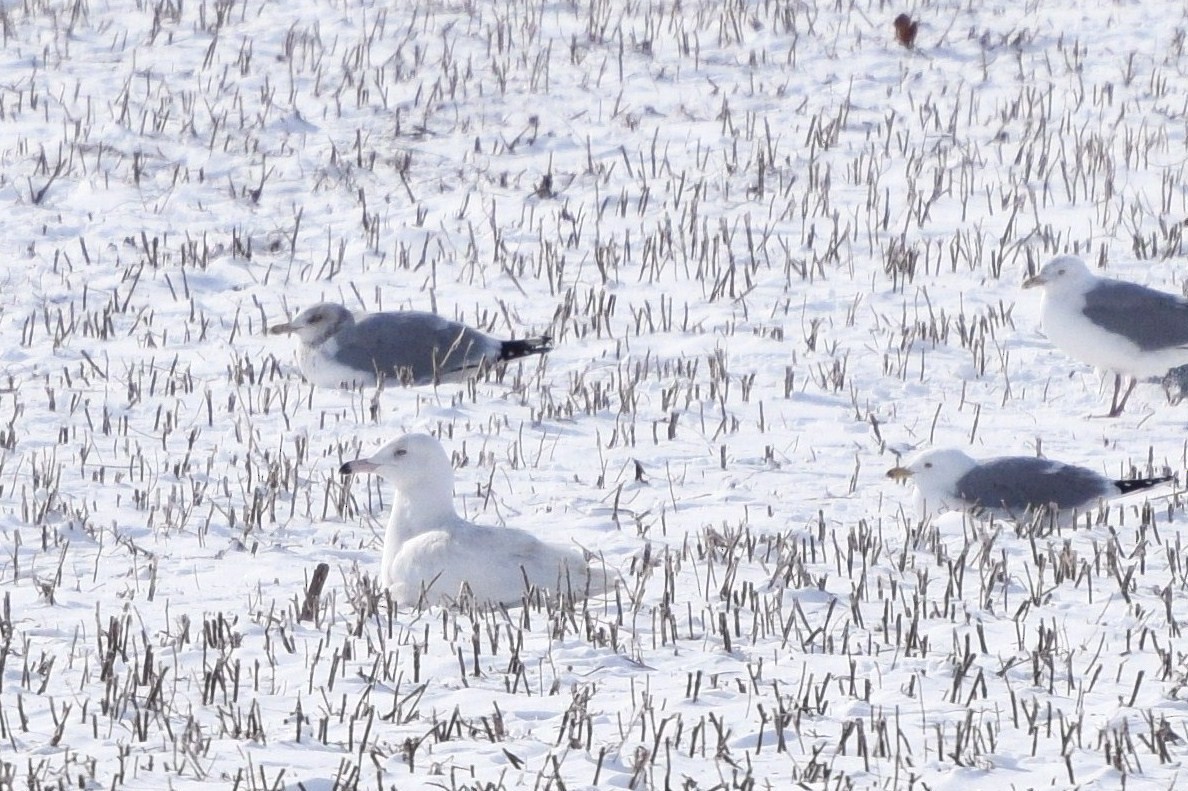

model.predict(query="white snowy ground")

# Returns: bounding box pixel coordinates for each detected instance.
[3,0,1188,788]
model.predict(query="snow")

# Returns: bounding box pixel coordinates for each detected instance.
[3,0,1188,789]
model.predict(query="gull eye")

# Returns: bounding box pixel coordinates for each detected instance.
[923,462,932,469]
[394,448,407,457]
[1057,268,1065,275]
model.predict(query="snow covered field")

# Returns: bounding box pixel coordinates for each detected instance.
[4,0,1188,788]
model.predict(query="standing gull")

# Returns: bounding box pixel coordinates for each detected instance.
[886,448,1172,526]
[339,433,601,606]
[270,303,552,388]
[1023,255,1188,416]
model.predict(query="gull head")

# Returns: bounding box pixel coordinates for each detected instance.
[1022,255,1094,293]
[269,303,355,346]
[339,433,454,492]
[886,448,978,506]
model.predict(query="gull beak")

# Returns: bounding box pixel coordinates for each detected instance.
[886,466,913,482]
[340,458,380,476]
[1021,274,1046,289]
[269,321,296,335]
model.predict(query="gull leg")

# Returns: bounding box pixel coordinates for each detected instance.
[1107,374,1137,417]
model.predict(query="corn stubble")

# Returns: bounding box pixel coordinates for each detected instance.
[2,0,1188,789]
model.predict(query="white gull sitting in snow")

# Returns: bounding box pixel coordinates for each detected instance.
[339,433,601,607]
[1023,255,1188,415]
[270,302,551,388]
[886,447,1172,527]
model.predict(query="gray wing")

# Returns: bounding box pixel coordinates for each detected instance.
[1081,280,1188,352]
[331,312,499,384]
[957,457,1112,512]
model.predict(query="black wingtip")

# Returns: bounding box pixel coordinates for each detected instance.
[499,335,553,361]
[1113,475,1175,495]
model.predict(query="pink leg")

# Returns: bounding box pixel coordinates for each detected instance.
[1107,374,1137,417]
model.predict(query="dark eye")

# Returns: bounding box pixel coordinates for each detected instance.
[1057,268,1065,275]
[923,462,932,469]
[394,448,407,457]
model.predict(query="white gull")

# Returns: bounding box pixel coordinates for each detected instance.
[339,433,601,607]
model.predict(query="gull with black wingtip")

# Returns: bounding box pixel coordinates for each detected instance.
[270,302,552,388]
[887,447,1173,527]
